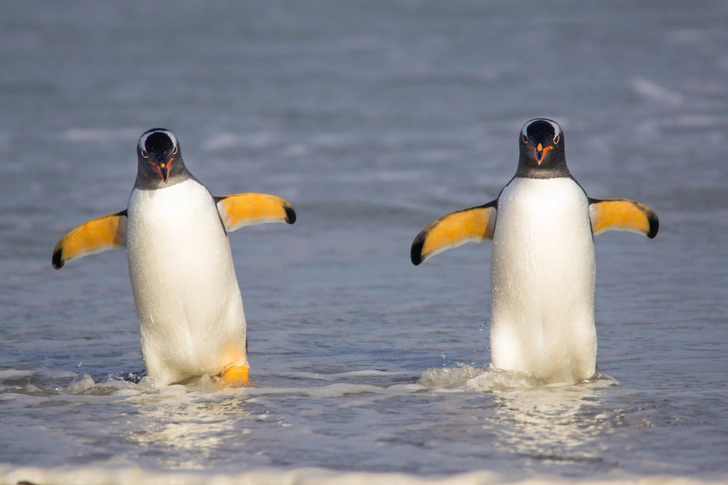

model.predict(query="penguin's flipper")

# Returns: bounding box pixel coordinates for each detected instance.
[215,193,296,233]
[52,210,128,269]
[411,201,497,265]
[589,198,659,238]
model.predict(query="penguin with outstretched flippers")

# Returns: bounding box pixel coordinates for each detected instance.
[411,118,658,384]
[53,128,296,387]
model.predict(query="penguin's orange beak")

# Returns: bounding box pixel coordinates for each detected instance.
[528,143,553,165]
[148,157,174,183]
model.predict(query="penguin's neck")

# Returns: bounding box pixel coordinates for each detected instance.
[134,164,194,191]
[515,155,571,179]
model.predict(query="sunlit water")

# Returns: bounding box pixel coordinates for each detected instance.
[1,1,728,484]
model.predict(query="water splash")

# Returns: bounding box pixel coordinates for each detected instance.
[419,366,619,392]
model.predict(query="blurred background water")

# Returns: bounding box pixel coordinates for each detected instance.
[1,1,727,484]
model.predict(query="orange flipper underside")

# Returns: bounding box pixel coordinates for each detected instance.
[215,193,296,233]
[589,198,659,238]
[411,202,497,265]
[52,210,128,269]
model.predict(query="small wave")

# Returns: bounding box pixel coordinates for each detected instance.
[201,131,288,152]
[0,368,75,381]
[303,383,385,398]
[663,114,728,130]
[63,373,155,396]
[227,383,389,399]
[272,369,412,381]
[0,464,723,485]
[419,365,544,391]
[60,374,402,399]
[418,366,620,392]
[318,369,411,378]
[0,369,36,380]
[273,371,336,381]
[1,366,618,400]
[59,128,141,143]
[631,78,683,105]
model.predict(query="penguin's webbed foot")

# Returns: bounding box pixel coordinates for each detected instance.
[218,363,250,387]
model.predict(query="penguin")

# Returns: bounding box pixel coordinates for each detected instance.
[52,128,296,387]
[410,118,658,384]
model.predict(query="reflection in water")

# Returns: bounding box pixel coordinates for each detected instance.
[126,386,253,470]
[418,366,621,472]
[490,382,617,469]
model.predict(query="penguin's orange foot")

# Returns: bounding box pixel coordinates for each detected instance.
[219,363,250,386]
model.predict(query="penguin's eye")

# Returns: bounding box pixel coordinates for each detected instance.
[553,134,560,144]
[141,149,148,158]
[172,145,178,155]
[522,134,528,143]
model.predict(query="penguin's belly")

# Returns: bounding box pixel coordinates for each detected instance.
[490,177,596,384]
[126,180,246,386]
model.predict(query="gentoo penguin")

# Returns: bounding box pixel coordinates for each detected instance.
[52,128,296,386]
[410,119,658,384]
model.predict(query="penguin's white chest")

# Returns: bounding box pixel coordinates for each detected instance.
[126,180,246,386]
[490,177,596,384]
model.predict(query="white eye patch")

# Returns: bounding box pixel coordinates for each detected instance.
[138,129,178,153]
[521,118,562,140]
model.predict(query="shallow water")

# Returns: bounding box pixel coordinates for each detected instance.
[1,1,728,484]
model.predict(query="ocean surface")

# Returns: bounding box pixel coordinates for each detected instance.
[1,1,728,484]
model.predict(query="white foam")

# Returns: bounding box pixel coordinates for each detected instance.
[419,366,544,391]
[418,365,485,388]
[0,369,35,379]
[61,374,154,396]
[0,465,723,485]
[64,374,95,394]
[15,365,619,400]
[0,368,75,381]
[466,368,547,391]
[418,366,618,392]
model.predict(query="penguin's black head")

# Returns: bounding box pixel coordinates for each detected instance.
[516,118,569,178]
[136,128,188,187]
